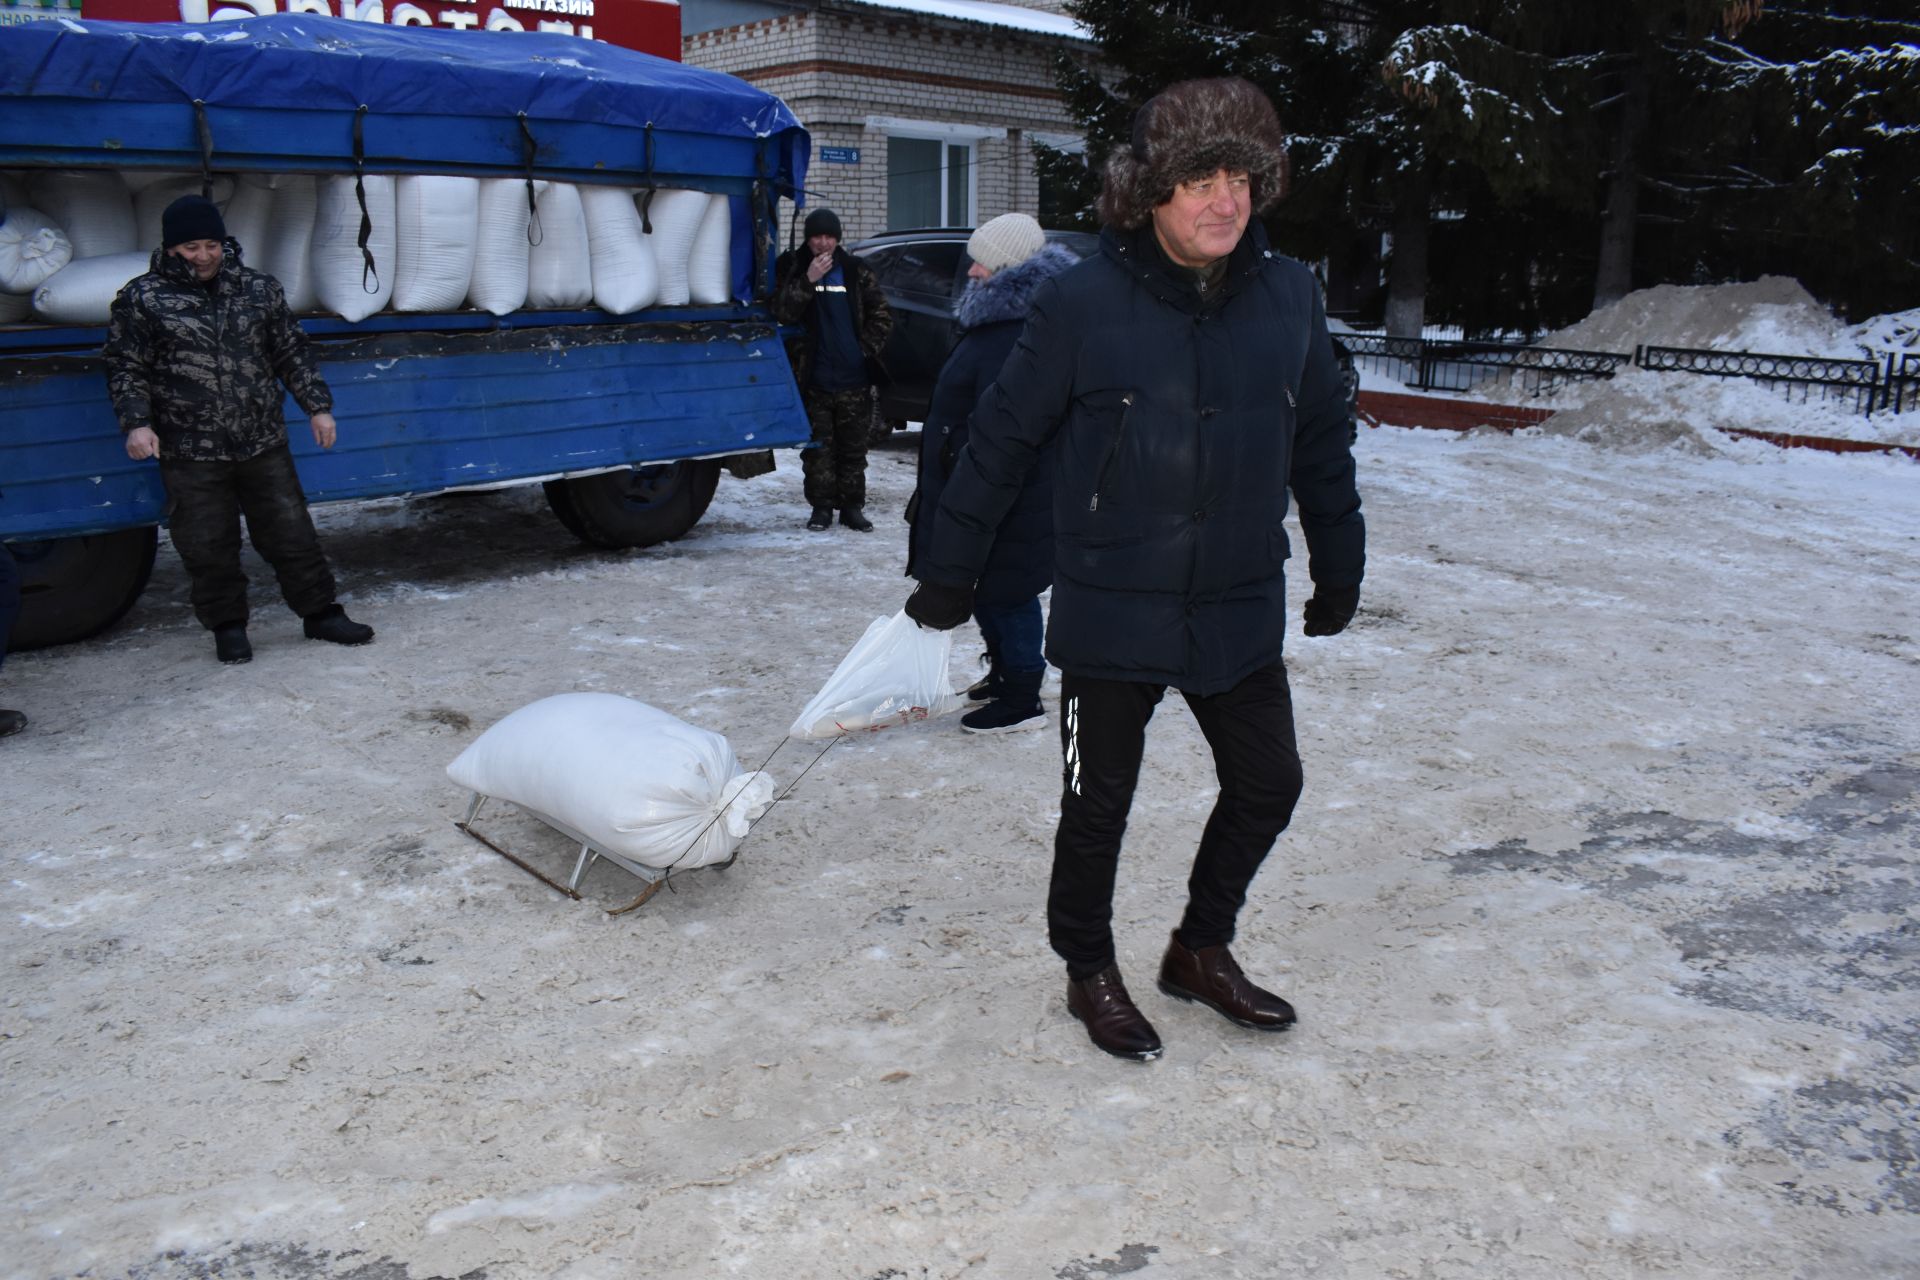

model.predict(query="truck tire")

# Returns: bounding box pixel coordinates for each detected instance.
[7,527,160,651]
[542,459,722,549]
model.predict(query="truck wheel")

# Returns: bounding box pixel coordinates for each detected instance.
[543,459,722,549]
[7,527,160,651]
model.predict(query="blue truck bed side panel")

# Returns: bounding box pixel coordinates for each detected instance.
[0,321,808,540]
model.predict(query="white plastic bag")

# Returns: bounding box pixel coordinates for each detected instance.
[312,174,396,322]
[263,174,319,312]
[446,692,776,872]
[392,175,479,312]
[643,187,709,307]
[526,181,592,309]
[468,176,543,316]
[688,192,733,305]
[28,170,137,258]
[0,205,73,293]
[221,174,277,266]
[580,183,658,315]
[32,251,149,324]
[791,609,967,739]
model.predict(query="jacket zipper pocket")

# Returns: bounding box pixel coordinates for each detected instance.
[1089,392,1135,512]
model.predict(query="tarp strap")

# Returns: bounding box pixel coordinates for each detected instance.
[191,100,214,199]
[352,105,379,295]
[638,122,656,233]
[518,111,544,247]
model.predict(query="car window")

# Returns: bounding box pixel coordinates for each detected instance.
[875,241,964,300]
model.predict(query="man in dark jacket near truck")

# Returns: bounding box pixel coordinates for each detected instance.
[906,78,1365,1062]
[105,196,372,665]
[773,208,894,533]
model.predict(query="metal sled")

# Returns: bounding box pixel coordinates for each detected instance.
[453,793,738,916]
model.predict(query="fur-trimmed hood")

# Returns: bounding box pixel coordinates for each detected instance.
[1097,77,1289,230]
[954,242,1081,331]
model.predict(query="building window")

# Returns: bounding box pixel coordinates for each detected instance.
[887,136,974,229]
[869,118,1004,231]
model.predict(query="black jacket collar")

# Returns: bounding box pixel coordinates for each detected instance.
[1101,219,1271,315]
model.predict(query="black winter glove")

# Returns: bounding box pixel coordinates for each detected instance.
[904,580,975,631]
[1303,585,1360,637]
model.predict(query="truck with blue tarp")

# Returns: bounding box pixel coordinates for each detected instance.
[0,13,811,647]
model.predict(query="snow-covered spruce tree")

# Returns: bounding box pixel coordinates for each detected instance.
[1382,2,1767,313]
[1667,3,1920,320]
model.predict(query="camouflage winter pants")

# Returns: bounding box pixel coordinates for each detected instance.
[159,444,338,630]
[800,385,874,510]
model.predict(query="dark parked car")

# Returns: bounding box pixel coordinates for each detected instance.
[849,226,1098,436]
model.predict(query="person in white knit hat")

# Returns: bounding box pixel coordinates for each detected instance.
[905,212,1081,734]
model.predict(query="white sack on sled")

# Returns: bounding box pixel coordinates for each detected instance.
[447,692,775,872]
[790,609,967,740]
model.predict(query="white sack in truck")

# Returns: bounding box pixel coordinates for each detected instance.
[688,193,733,305]
[28,170,137,258]
[446,692,777,873]
[0,206,73,294]
[526,181,592,309]
[468,177,544,316]
[31,251,149,325]
[132,174,235,252]
[393,175,479,312]
[312,174,396,322]
[643,188,709,308]
[579,183,658,316]
[221,175,277,268]
[264,175,319,313]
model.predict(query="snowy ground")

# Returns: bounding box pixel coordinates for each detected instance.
[3,422,1917,1280]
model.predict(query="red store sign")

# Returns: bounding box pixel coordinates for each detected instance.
[79,0,682,58]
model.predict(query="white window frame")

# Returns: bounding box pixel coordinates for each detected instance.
[869,116,1004,228]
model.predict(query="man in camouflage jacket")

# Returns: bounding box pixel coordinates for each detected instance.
[772,207,893,532]
[105,195,373,664]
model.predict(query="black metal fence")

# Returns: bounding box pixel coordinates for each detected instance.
[1889,353,1920,415]
[1340,329,1917,417]
[1636,345,1883,414]
[1340,333,1631,397]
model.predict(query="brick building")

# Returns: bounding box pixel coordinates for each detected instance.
[680,0,1094,243]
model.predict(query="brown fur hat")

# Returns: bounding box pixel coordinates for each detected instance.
[1096,77,1290,230]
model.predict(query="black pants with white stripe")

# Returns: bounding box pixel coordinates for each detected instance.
[1049,662,1303,979]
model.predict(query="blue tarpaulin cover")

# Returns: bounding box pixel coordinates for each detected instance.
[0,14,806,186]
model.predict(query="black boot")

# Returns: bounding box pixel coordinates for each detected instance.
[1066,964,1163,1061]
[303,604,374,646]
[839,507,874,532]
[806,504,833,531]
[961,668,1045,734]
[214,623,252,665]
[0,709,25,738]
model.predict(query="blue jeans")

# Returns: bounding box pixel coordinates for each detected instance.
[973,595,1044,675]
[0,544,18,676]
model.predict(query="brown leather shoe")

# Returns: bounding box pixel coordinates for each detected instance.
[1157,933,1296,1032]
[1066,964,1164,1061]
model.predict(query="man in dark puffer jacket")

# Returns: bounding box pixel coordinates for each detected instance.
[106,196,372,664]
[906,78,1365,1062]
[906,213,1080,735]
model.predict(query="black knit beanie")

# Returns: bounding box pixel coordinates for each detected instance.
[803,208,842,241]
[161,195,226,249]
